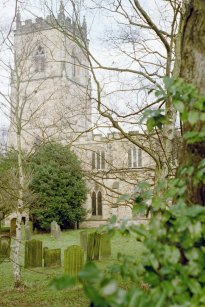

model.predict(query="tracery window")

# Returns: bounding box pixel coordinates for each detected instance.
[92,191,97,215]
[35,46,45,72]
[92,191,103,216]
[92,151,105,170]
[128,147,142,168]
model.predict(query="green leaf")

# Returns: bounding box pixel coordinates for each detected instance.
[174,101,185,113]
[188,110,199,125]
[79,262,102,283]
[147,117,155,132]
[101,280,117,296]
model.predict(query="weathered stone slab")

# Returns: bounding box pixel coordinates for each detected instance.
[64,245,84,277]
[10,218,16,236]
[25,239,42,268]
[25,224,32,240]
[43,247,61,267]
[100,233,111,258]
[51,221,61,239]
[0,235,11,260]
[87,232,101,261]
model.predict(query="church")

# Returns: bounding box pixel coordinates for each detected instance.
[7,3,154,228]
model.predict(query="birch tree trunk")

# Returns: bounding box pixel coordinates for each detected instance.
[12,132,24,287]
[180,0,205,205]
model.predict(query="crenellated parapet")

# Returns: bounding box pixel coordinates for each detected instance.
[15,5,87,41]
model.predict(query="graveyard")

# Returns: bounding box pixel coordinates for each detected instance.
[0,228,143,307]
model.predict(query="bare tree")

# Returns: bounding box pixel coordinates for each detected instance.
[41,0,182,185]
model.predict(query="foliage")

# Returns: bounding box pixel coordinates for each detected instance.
[0,151,33,220]
[51,79,205,306]
[29,142,87,230]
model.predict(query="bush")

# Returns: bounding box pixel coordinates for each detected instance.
[30,142,87,230]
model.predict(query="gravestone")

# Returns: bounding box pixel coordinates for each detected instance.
[64,245,84,277]
[87,232,101,261]
[51,221,61,239]
[0,235,11,260]
[80,230,87,252]
[25,239,42,268]
[100,233,111,258]
[43,247,61,267]
[29,221,33,233]
[25,224,32,240]
[10,218,17,236]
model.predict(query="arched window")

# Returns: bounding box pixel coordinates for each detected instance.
[92,151,105,170]
[91,191,103,216]
[97,191,102,216]
[35,46,45,72]
[92,192,96,215]
[128,148,142,168]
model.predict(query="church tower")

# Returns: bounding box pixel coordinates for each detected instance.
[9,2,92,149]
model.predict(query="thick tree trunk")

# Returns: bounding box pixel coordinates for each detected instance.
[180,0,205,205]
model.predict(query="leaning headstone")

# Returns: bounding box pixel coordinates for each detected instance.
[64,245,84,277]
[51,221,61,239]
[25,239,42,268]
[0,235,11,260]
[87,232,101,261]
[10,218,17,236]
[80,230,88,252]
[44,247,61,267]
[100,233,111,258]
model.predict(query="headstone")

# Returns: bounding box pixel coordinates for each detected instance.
[10,218,17,236]
[64,245,84,277]
[51,221,61,239]
[87,232,101,261]
[80,230,87,252]
[25,239,42,268]
[0,235,11,260]
[100,233,111,258]
[43,247,61,267]
[21,222,26,239]
[29,221,33,233]
[25,224,32,240]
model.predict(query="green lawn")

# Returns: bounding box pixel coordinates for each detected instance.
[0,229,143,307]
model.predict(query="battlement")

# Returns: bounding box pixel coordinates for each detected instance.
[15,5,87,41]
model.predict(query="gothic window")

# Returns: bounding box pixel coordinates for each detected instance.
[92,191,103,216]
[35,46,45,72]
[92,191,96,215]
[128,148,142,168]
[92,151,105,170]
[97,191,102,215]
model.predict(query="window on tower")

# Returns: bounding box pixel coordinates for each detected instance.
[35,46,45,72]
[92,150,106,170]
[128,147,142,168]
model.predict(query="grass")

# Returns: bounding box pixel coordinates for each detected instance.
[0,229,143,307]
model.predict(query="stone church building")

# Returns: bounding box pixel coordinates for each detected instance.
[7,3,154,228]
